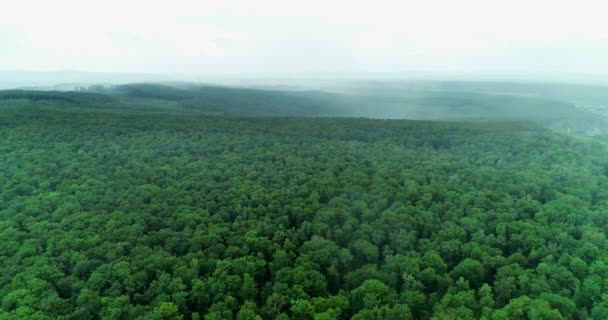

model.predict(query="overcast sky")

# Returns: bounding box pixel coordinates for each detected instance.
[1,0,607,78]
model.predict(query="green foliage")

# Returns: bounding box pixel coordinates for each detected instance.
[1,100,608,319]
[0,90,115,105]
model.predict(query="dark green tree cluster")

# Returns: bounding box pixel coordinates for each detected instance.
[1,105,608,319]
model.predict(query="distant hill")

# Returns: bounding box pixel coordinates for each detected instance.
[87,83,350,117]
[1,81,606,134]
[0,70,172,90]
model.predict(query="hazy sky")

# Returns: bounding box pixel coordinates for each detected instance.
[1,0,607,77]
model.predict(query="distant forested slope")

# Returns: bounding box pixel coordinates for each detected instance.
[89,83,349,117]
[0,82,604,134]
[2,105,608,319]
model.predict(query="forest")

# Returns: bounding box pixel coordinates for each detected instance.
[2,87,608,319]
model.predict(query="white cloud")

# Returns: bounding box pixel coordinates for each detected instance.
[0,0,607,76]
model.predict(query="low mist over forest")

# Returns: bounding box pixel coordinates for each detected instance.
[2,79,608,134]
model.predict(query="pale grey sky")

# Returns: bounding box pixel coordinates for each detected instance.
[1,0,607,78]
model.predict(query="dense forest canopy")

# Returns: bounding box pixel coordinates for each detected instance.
[2,84,608,319]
